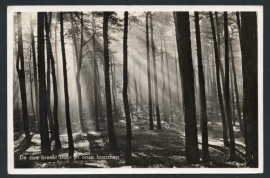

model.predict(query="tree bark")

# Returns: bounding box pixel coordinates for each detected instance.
[241,12,258,167]
[37,12,52,156]
[60,12,74,163]
[194,12,209,162]
[123,11,132,165]
[45,12,61,153]
[103,12,117,144]
[223,12,236,161]
[146,12,154,130]
[92,12,100,131]
[30,14,39,133]
[16,12,31,147]
[150,12,162,129]
[174,12,199,164]
[45,13,55,136]
[209,12,229,146]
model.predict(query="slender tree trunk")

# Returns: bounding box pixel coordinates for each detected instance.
[110,55,118,122]
[146,12,154,130]
[123,11,132,165]
[60,12,74,163]
[103,12,117,144]
[30,14,39,133]
[92,12,100,131]
[77,12,85,132]
[174,12,199,164]
[45,13,55,136]
[194,12,209,163]
[37,12,51,156]
[241,12,258,167]
[29,47,36,124]
[224,12,236,161]
[230,60,236,126]
[215,12,226,95]
[163,35,172,123]
[209,12,229,146]
[150,12,162,129]
[45,12,61,153]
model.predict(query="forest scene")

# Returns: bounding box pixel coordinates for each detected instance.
[12,10,258,168]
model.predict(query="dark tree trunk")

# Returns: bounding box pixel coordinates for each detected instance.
[209,12,229,146]
[123,11,132,165]
[146,12,154,130]
[215,12,226,94]
[45,13,55,137]
[30,14,39,133]
[241,12,258,167]
[194,12,209,163]
[174,12,199,164]
[230,60,236,126]
[103,12,117,144]
[92,12,100,131]
[110,55,118,122]
[29,52,36,124]
[223,12,236,161]
[60,12,74,163]
[229,31,243,131]
[45,12,61,154]
[150,12,162,129]
[16,12,31,147]
[77,12,85,132]
[37,12,52,156]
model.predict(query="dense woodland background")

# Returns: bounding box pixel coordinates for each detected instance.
[13,11,258,168]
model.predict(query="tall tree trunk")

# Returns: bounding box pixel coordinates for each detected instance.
[229,33,243,131]
[163,34,172,123]
[174,12,199,164]
[123,11,132,165]
[194,12,209,163]
[150,12,162,129]
[209,12,229,146]
[37,12,51,156]
[45,13,55,136]
[230,60,236,126]
[215,12,226,95]
[30,14,39,133]
[29,51,36,124]
[110,54,118,122]
[92,12,100,131]
[77,12,85,132]
[60,12,74,163]
[146,12,154,130]
[223,12,236,161]
[16,13,31,144]
[241,12,258,167]
[45,12,61,153]
[103,12,117,144]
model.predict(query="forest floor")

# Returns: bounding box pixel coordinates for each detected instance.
[14,116,246,168]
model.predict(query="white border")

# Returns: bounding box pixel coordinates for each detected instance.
[7,5,263,174]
